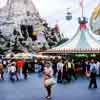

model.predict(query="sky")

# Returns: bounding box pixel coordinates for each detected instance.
[0,0,100,38]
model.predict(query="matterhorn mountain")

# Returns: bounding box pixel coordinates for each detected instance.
[0,0,43,30]
[0,0,63,53]
[0,0,45,53]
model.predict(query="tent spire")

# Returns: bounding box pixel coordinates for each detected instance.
[79,0,88,31]
[80,0,84,17]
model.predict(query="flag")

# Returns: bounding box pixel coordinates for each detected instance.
[80,0,84,7]
[54,24,60,33]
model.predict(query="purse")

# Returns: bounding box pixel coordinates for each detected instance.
[86,72,90,77]
[44,78,56,86]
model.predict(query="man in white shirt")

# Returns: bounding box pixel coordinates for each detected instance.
[57,60,63,72]
[57,60,64,83]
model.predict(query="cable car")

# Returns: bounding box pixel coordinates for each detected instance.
[66,8,72,21]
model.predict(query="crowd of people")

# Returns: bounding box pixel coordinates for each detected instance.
[0,57,100,82]
[0,56,100,99]
[0,58,32,82]
[35,58,100,83]
[42,58,100,99]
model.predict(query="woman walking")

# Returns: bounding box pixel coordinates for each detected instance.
[44,61,54,99]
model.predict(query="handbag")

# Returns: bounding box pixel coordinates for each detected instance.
[86,72,90,77]
[44,78,56,86]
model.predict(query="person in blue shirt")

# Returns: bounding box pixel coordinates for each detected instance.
[88,60,97,88]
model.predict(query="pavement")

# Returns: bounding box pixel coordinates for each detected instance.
[0,73,100,100]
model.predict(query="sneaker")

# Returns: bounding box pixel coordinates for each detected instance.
[45,96,48,98]
[94,87,97,88]
[47,96,52,99]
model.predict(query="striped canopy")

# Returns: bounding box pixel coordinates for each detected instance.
[42,27,100,54]
[14,53,35,59]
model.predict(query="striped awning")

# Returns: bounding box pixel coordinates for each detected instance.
[42,27,100,54]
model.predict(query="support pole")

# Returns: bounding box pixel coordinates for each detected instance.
[80,0,84,17]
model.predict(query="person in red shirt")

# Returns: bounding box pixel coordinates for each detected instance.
[16,60,24,80]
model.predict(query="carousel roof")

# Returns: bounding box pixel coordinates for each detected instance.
[43,26,100,54]
[54,28,100,49]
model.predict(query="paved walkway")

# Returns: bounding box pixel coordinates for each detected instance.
[0,74,100,100]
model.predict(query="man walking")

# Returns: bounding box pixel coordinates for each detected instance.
[88,60,97,88]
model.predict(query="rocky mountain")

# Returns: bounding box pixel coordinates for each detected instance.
[0,0,44,52]
[0,0,64,53]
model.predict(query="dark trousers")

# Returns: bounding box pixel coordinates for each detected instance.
[10,72,15,82]
[89,79,97,88]
[57,70,62,83]
[1,72,4,80]
[53,69,57,77]
[16,72,19,80]
[23,72,27,80]
[46,86,51,97]
[67,69,72,82]
[71,69,77,80]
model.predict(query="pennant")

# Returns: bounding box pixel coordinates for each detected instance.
[54,24,60,33]
[80,0,84,7]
